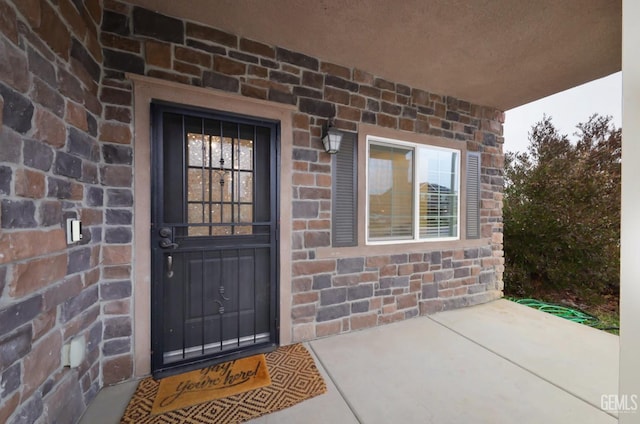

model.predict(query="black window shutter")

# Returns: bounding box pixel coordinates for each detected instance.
[466,151,481,239]
[332,131,357,247]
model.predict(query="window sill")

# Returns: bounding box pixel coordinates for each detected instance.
[367,236,459,245]
[315,237,493,259]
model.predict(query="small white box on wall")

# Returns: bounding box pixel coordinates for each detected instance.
[66,218,83,244]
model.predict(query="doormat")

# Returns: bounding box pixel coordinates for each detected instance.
[121,344,327,423]
[151,354,270,415]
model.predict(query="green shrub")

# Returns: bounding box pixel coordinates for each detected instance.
[503,115,620,300]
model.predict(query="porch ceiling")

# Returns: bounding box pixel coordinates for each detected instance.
[127,0,621,110]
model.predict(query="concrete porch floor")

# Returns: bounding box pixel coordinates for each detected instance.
[80,300,619,423]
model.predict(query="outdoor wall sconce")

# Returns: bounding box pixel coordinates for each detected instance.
[322,120,343,154]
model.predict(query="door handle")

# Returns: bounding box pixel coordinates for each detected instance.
[159,237,179,249]
[219,286,230,301]
[166,254,174,278]
[158,227,178,249]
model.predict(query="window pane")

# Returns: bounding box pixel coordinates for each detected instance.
[237,137,253,170]
[184,120,256,237]
[368,144,414,240]
[237,204,253,234]
[187,169,209,202]
[418,148,459,238]
[187,203,210,236]
[211,204,232,235]
[238,171,253,203]
[210,136,222,168]
[238,204,253,223]
[221,172,233,202]
[187,133,209,167]
[222,137,233,170]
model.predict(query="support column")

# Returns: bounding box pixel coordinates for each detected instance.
[619,1,640,421]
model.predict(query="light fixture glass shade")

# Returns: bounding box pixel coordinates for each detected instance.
[322,126,343,154]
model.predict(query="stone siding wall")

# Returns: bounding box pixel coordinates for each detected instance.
[291,247,503,341]
[0,0,504,421]
[0,1,108,423]
[96,1,504,342]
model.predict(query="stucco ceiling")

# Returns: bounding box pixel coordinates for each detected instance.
[127,0,621,110]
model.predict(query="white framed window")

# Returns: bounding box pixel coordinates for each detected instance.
[366,135,460,244]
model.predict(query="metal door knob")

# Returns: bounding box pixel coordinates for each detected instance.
[159,238,179,249]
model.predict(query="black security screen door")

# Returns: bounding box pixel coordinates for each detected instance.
[150,103,279,377]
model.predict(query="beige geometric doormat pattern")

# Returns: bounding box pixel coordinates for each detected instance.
[120,344,327,423]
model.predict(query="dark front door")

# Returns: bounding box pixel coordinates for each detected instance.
[150,103,279,377]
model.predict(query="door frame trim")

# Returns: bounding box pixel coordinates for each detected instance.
[130,74,295,376]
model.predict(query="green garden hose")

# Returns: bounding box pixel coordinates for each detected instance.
[508,298,619,331]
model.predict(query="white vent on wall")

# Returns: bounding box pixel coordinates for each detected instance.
[61,336,86,368]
